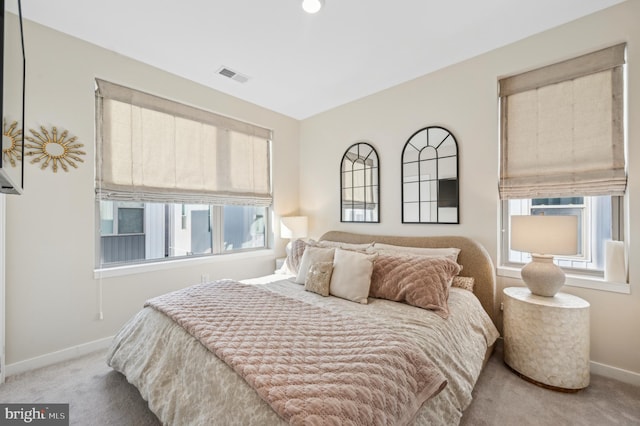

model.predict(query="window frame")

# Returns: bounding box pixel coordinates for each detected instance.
[94,243,276,279]
[96,201,271,269]
[501,196,624,273]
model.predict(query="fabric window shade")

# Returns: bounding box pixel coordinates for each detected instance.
[96,79,272,206]
[499,43,626,199]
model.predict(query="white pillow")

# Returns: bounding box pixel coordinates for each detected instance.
[316,240,373,250]
[329,248,377,304]
[295,246,335,284]
[369,243,460,261]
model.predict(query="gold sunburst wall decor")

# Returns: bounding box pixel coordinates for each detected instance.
[2,118,23,167]
[25,126,85,172]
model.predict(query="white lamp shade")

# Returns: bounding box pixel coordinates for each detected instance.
[280,216,308,239]
[511,215,578,255]
[302,0,324,14]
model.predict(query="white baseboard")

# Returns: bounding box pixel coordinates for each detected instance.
[5,336,113,378]
[590,360,640,387]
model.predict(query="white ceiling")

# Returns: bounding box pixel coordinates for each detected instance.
[9,0,625,119]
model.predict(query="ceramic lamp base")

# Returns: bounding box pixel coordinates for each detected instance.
[521,254,566,297]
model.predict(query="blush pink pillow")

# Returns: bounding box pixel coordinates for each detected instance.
[370,254,462,318]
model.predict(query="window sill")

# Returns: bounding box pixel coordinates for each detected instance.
[94,249,275,279]
[497,266,631,294]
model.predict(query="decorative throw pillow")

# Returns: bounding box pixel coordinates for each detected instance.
[370,254,462,318]
[304,262,334,296]
[284,238,307,275]
[295,246,335,284]
[452,276,475,292]
[369,243,460,261]
[316,240,374,251]
[329,248,377,304]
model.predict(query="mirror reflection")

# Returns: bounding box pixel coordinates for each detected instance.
[341,142,379,223]
[402,126,459,224]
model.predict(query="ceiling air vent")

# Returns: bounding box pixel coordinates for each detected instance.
[217,66,250,83]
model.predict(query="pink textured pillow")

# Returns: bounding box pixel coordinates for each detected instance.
[370,254,462,318]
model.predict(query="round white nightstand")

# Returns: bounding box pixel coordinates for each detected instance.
[503,286,590,391]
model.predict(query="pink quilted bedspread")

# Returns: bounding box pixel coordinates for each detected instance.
[145,280,447,425]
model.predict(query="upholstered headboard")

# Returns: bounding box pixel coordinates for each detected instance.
[320,231,498,326]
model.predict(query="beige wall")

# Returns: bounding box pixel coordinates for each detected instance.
[299,1,640,375]
[3,2,639,377]
[3,18,300,364]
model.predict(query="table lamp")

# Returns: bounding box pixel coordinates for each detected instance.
[511,215,578,297]
[280,216,308,256]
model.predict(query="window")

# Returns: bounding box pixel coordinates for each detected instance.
[98,202,266,266]
[503,196,623,275]
[499,44,627,277]
[95,80,272,267]
[100,201,144,235]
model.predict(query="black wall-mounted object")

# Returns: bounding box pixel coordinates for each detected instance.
[340,142,380,223]
[0,0,26,194]
[401,126,459,224]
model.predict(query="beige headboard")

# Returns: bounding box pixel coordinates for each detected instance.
[320,231,498,326]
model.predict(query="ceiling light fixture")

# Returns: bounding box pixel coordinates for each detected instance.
[302,0,324,14]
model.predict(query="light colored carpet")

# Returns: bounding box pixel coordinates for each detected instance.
[0,340,638,425]
[0,350,160,426]
[461,342,640,425]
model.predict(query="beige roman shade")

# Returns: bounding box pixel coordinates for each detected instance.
[95,79,272,206]
[499,43,626,199]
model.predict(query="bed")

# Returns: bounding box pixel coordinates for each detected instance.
[107,231,499,425]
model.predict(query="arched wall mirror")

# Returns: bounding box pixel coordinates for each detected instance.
[340,142,379,223]
[401,126,459,224]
